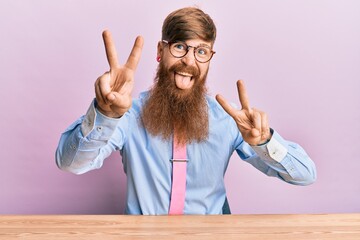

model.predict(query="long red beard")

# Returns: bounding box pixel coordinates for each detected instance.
[141,61,209,144]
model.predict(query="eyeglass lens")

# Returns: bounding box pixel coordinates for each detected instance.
[169,42,213,63]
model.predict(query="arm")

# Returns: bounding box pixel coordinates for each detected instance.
[237,129,316,185]
[217,80,316,185]
[55,30,143,174]
[55,101,125,174]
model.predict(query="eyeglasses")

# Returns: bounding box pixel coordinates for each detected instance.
[162,40,215,63]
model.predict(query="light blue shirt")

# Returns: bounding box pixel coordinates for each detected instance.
[56,92,316,215]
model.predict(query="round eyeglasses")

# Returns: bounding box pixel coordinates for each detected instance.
[162,40,215,63]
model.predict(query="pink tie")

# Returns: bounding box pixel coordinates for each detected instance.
[168,134,187,215]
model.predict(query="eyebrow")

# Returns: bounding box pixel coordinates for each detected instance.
[197,43,211,49]
[181,41,211,49]
[171,40,212,49]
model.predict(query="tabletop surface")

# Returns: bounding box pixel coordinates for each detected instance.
[1,213,359,239]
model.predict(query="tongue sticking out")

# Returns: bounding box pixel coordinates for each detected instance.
[175,73,194,90]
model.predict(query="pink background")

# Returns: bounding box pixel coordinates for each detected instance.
[1,0,359,214]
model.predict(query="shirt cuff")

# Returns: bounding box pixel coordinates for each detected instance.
[251,129,288,163]
[80,99,120,138]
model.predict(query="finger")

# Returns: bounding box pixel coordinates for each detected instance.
[95,77,107,105]
[125,36,144,70]
[252,111,261,138]
[98,72,112,103]
[260,111,270,139]
[237,80,251,111]
[108,92,132,113]
[102,30,120,69]
[216,94,236,118]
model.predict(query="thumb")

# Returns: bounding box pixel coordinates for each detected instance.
[251,128,260,138]
[106,92,117,102]
[106,91,131,109]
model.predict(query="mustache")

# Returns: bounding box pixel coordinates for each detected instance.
[168,62,200,79]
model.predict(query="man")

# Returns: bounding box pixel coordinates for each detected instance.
[56,7,316,215]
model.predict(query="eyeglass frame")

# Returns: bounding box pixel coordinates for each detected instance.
[161,40,216,63]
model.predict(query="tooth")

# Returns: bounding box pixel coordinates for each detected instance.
[178,72,192,77]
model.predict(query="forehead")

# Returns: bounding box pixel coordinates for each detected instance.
[181,39,213,48]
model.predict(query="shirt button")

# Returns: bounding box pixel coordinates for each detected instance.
[97,126,103,131]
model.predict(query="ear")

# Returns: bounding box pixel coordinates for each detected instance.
[157,41,163,57]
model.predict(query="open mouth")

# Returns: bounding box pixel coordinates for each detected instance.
[176,71,193,78]
[174,71,194,90]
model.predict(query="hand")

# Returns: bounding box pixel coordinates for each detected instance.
[216,80,271,146]
[95,30,144,118]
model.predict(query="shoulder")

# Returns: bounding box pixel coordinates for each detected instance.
[127,91,149,117]
[206,95,242,144]
[206,95,238,121]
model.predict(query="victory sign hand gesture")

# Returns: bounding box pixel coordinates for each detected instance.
[216,80,272,146]
[95,30,143,118]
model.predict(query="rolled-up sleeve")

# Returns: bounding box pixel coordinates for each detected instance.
[55,99,128,174]
[238,129,317,186]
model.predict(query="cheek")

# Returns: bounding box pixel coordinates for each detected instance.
[199,64,210,78]
[161,52,178,68]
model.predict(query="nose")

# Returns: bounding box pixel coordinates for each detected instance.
[181,47,196,66]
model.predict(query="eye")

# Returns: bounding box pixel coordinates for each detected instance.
[173,43,186,51]
[196,47,209,56]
